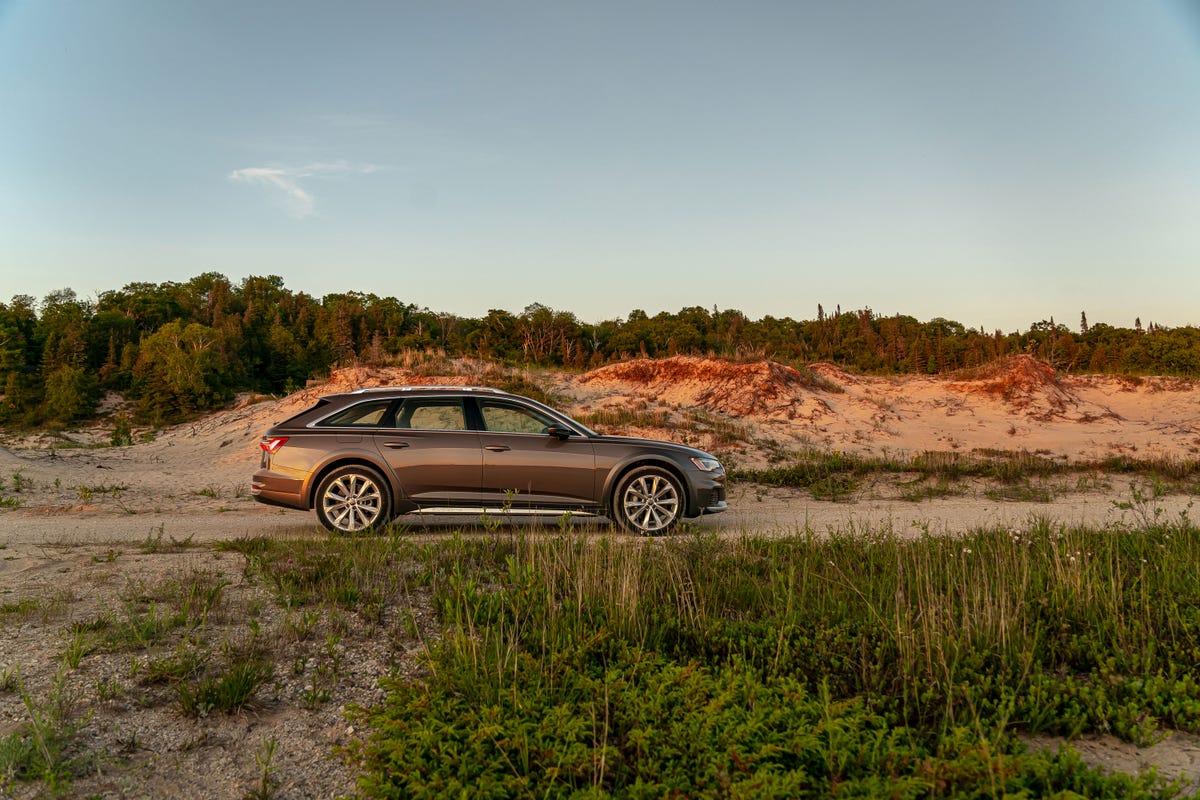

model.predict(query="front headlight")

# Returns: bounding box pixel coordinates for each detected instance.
[690,457,721,472]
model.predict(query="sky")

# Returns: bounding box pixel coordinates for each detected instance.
[2,0,1200,332]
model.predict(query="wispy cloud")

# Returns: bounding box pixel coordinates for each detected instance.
[228,160,379,218]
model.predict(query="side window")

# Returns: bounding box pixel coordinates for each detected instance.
[398,399,467,431]
[315,399,395,428]
[479,401,554,434]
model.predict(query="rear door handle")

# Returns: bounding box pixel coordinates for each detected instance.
[484,445,511,452]
[383,441,410,449]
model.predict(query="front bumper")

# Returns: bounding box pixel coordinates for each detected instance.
[703,485,728,514]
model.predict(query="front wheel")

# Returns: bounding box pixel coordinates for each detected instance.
[613,466,684,535]
[315,465,391,533]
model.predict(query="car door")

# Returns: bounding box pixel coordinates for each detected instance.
[472,398,597,510]
[373,397,482,507]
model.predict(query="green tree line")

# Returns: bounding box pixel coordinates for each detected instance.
[2,274,1197,426]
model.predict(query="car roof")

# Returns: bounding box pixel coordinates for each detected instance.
[322,385,516,400]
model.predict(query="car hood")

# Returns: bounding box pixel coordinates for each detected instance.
[586,434,719,462]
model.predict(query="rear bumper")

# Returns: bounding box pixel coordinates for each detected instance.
[250,471,306,511]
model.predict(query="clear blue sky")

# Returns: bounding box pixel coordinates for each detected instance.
[3,1,1199,332]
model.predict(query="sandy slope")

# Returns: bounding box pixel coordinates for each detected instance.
[2,353,1198,545]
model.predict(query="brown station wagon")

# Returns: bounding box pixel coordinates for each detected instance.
[251,386,727,534]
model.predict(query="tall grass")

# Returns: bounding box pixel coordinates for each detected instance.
[325,513,1200,797]
[735,447,1200,493]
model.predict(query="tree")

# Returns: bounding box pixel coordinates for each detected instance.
[41,364,98,423]
[0,296,42,422]
[132,321,230,422]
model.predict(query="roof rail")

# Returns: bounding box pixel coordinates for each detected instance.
[345,385,513,395]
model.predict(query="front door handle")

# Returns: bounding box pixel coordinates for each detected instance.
[484,445,511,452]
[383,441,410,449]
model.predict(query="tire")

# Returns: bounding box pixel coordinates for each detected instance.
[315,465,391,533]
[613,465,684,535]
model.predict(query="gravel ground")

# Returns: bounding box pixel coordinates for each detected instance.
[0,538,437,799]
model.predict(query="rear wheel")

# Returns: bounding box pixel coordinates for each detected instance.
[315,465,391,533]
[613,466,684,535]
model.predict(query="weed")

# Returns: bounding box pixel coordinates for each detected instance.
[77,483,129,503]
[141,525,165,553]
[303,634,343,709]
[809,473,857,501]
[897,477,961,502]
[104,602,187,651]
[140,525,194,554]
[1113,481,1169,530]
[284,608,320,643]
[111,411,133,447]
[576,407,672,432]
[177,656,273,717]
[141,643,209,685]
[0,667,90,793]
[95,677,125,702]
[1,598,38,618]
[244,736,280,800]
[734,447,1200,494]
[59,628,89,670]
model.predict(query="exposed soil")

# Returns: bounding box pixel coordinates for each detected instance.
[3,355,1200,796]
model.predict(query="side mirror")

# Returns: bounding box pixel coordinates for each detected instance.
[544,424,574,439]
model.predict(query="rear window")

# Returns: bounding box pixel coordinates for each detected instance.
[314,399,395,428]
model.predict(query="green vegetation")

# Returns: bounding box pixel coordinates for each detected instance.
[3,275,1198,426]
[333,521,1200,798]
[176,655,274,718]
[0,668,90,793]
[110,411,133,446]
[8,513,1200,796]
[733,448,1200,496]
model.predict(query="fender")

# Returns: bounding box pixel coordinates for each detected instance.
[600,453,693,515]
[302,446,400,509]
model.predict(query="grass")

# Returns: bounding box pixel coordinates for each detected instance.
[1,598,39,618]
[577,406,754,451]
[330,516,1200,798]
[575,406,672,431]
[9,509,1200,797]
[897,476,963,502]
[0,667,90,793]
[733,447,1200,499]
[176,655,274,717]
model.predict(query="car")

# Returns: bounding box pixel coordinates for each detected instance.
[251,385,727,534]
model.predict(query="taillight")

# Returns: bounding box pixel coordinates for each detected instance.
[260,436,289,455]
